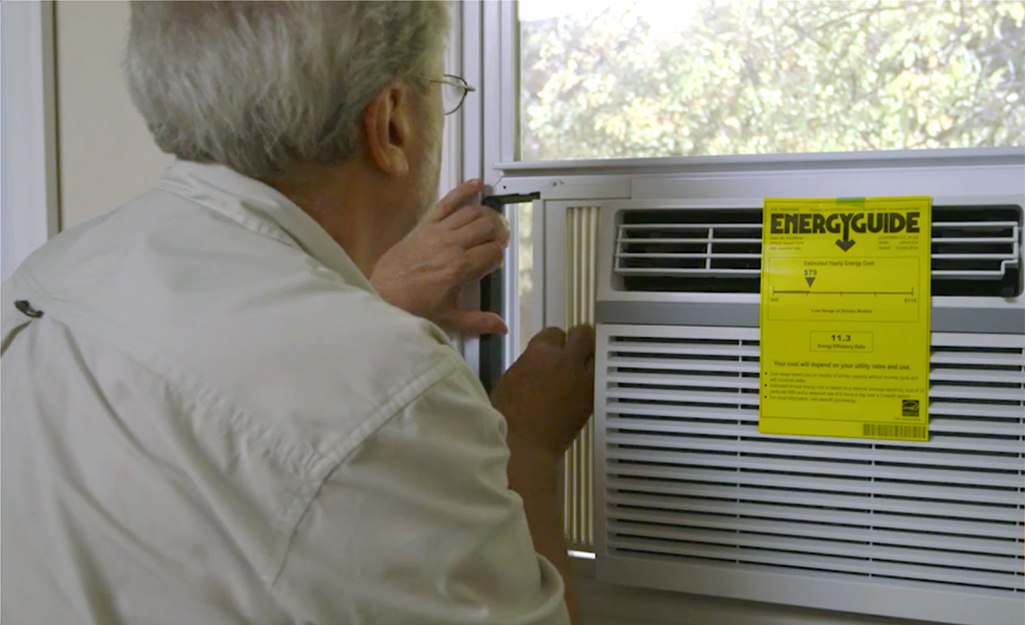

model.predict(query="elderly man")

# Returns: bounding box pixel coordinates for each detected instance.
[1,2,594,624]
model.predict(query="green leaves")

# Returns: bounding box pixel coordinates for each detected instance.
[519,0,1025,160]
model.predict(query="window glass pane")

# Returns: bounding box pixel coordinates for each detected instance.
[519,0,1025,160]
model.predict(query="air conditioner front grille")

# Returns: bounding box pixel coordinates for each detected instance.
[614,205,1023,296]
[599,326,1025,597]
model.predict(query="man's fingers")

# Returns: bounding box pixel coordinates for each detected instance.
[438,309,509,336]
[566,325,596,364]
[425,179,484,222]
[458,241,505,282]
[529,327,567,347]
[453,210,510,249]
[441,204,493,231]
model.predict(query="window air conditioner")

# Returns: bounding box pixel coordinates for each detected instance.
[591,166,1024,625]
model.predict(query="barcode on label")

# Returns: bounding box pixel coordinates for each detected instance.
[862,424,927,439]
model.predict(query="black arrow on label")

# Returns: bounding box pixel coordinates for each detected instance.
[835,238,856,252]
[805,276,816,287]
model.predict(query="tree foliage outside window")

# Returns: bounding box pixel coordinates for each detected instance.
[519,0,1025,161]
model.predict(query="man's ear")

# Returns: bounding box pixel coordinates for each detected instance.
[362,81,416,179]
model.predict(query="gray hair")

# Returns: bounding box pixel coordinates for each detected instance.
[124,1,450,178]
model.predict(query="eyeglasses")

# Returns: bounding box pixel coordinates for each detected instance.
[430,74,475,115]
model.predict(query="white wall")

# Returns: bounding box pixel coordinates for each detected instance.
[55,0,171,229]
[1,0,58,280]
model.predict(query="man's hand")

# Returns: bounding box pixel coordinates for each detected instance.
[371,179,510,336]
[491,326,596,458]
[490,325,596,625]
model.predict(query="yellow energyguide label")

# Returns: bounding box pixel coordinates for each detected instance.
[759,197,931,441]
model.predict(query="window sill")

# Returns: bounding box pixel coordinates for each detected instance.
[569,554,938,625]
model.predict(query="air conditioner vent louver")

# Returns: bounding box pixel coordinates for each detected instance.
[598,326,1025,599]
[615,205,1023,296]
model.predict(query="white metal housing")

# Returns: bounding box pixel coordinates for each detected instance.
[587,154,1025,625]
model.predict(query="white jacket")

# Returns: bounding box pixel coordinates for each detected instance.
[1,161,567,625]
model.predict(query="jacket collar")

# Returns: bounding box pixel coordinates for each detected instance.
[158,160,376,293]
